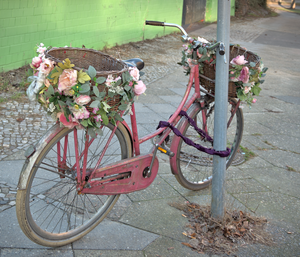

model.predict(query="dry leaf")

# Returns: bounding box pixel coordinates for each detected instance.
[182,242,193,248]
[182,214,187,217]
[167,247,174,250]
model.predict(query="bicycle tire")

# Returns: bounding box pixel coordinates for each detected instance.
[16,123,132,247]
[174,98,243,190]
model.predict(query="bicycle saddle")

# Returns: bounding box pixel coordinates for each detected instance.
[123,58,144,71]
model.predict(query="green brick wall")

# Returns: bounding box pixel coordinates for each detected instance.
[205,0,235,23]
[0,0,183,72]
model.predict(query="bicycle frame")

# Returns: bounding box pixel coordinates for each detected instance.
[76,64,207,195]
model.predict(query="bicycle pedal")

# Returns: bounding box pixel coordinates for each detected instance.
[157,145,174,157]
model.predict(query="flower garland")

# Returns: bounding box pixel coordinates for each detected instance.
[178,37,268,105]
[27,43,146,138]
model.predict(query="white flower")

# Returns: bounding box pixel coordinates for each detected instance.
[47,102,55,112]
[197,37,209,44]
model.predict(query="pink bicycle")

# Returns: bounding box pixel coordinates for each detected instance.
[16,21,243,247]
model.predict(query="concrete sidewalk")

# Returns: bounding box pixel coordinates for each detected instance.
[1,6,300,257]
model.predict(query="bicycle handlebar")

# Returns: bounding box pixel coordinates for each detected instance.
[146,20,225,56]
[145,20,188,36]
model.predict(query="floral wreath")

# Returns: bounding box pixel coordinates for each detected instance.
[178,37,268,105]
[27,43,146,138]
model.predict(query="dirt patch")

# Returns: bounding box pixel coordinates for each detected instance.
[170,202,274,255]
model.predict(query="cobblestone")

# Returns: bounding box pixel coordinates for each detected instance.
[0,182,17,212]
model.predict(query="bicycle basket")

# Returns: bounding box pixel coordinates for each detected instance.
[45,47,128,113]
[199,45,261,98]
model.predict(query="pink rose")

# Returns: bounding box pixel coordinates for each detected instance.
[58,69,78,92]
[252,98,257,103]
[129,67,140,82]
[230,55,248,65]
[37,47,47,54]
[244,86,250,94]
[92,107,99,114]
[238,66,250,83]
[39,58,55,76]
[133,80,146,96]
[75,95,91,106]
[95,115,102,122]
[72,106,90,120]
[105,75,114,87]
[32,57,42,68]
[57,113,79,129]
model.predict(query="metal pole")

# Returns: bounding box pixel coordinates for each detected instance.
[211,0,231,219]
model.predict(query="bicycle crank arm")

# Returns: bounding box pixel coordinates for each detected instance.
[81,153,159,195]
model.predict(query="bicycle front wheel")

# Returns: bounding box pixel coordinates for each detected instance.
[174,98,243,190]
[16,123,132,247]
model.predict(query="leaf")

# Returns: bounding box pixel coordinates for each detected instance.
[114,113,124,122]
[262,67,268,73]
[87,118,94,126]
[89,100,100,108]
[88,127,97,138]
[77,70,91,84]
[181,242,193,248]
[250,62,256,67]
[124,84,131,92]
[102,102,111,113]
[58,100,66,107]
[58,58,75,70]
[95,128,103,136]
[122,71,131,82]
[110,117,116,126]
[48,84,55,95]
[96,77,106,84]
[101,113,109,125]
[118,104,128,111]
[79,83,90,93]
[114,79,122,87]
[87,66,97,79]
[99,91,106,98]
[80,119,88,127]
[252,85,262,95]
[93,86,100,97]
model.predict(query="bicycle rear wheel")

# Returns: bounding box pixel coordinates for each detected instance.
[174,98,243,190]
[16,123,132,247]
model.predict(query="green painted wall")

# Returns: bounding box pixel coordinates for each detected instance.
[205,0,235,23]
[0,0,183,72]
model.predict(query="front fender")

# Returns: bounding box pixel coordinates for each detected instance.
[17,124,64,190]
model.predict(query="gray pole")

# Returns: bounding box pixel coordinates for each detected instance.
[211,0,231,219]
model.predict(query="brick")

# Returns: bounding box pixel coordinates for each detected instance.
[20,0,28,8]
[0,9,12,19]
[13,8,24,17]
[15,16,27,26]
[9,0,20,9]
[0,0,9,9]
[0,46,10,57]
[23,7,34,17]
[0,37,8,47]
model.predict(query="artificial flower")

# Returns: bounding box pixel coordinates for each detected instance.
[238,66,250,83]
[230,55,248,66]
[129,67,140,82]
[32,57,42,68]
[39,58,55,76]
[57,112,80,129]
[71,106,90,120]
[133,80,147,95]
[75,95,91,106]
[58,69,78,92]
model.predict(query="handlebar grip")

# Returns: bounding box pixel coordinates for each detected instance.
[145,20,165,26]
